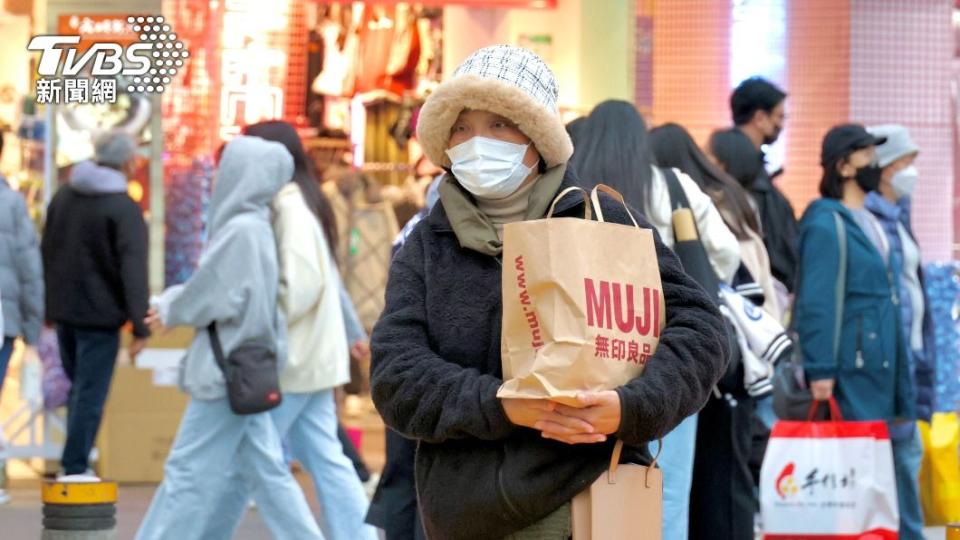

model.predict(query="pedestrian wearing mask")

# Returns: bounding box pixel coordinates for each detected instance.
[795,124,915,463]
[730,78,798,295]
[136,136,322,540]
[370,45,728,540]
[863,124,934,540]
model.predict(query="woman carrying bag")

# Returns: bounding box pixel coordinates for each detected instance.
[197,121,378,540]
[370,46,728,539]
[136,137,322,540]
[794,123,916,491]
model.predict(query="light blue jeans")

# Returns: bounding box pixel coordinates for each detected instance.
[891,425,924,540]
[135,398,322,540]
[200,390,377,540]
[651,413,698,540]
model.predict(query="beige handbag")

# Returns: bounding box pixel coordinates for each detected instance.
[571,439,663,540]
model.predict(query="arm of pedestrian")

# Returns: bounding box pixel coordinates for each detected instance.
[153,228,251,328]
[794,219,842,383]
[602,217,728,448]
[338,268,368,344]
[117,203,151,339]
[370,244,515,444]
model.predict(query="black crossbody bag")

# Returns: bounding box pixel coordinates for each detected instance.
[208,322,282,415]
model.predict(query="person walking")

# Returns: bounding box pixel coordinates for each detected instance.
[730,77,798,294]
[135,136,322,540]
[795,125,916,506]
[0,130,44,503]
[863,124,935,540]
[570,105,739,540]
[198,120,377,540]
[42,130,149,481]
[370,45,729,539]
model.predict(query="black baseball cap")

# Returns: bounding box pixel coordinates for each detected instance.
[820,124,887,167]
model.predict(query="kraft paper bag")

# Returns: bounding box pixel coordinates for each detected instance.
[571,439,663,540]
[497,185,665,406]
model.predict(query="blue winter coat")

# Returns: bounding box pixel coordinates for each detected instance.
[795,198,916,422]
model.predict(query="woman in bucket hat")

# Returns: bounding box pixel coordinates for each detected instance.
[369,45,728,539]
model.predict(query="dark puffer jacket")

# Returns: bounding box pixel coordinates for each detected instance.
[370,166,728,540]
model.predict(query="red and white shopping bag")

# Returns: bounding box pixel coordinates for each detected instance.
[760,398,899,539]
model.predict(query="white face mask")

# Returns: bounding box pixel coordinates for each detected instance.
[446,136,536,199]
[891,165,918,200]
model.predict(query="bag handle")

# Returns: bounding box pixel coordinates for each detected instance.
[832,213,847,365]
[661,167,693,212]
[590,184,640,228]
[606,438,661,488]
[207,322,228,374]
[546,186,592,221]
[806,397,844,422]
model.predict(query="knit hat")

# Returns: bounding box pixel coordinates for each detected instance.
[94,129,137,166]
[416,45,573,169]
[868,124,919,169]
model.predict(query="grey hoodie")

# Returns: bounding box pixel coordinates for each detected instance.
[154,137,293,400]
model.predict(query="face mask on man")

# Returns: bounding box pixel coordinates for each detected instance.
[891,165,918,200]
[446,136,536,199]
[854,164,882,193]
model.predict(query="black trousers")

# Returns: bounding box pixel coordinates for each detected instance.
[689,391,756,540]
[57,324,120,475]
[338,423,371,482]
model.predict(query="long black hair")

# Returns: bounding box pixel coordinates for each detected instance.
[243,120,338,253]
[708,128,764,190]
[569,100,654,216]
[650,123,759,239]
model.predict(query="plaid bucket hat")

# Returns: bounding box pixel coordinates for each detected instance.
[416,45,573,169]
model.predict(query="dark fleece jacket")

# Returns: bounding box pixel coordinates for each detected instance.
[370,166,727,540]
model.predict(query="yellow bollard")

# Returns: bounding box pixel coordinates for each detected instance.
[41,481,118,539]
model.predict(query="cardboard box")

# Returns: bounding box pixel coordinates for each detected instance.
[96,365,188,483]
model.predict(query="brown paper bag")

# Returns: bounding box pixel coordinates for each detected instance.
[497,185,665,406]
[571,439,663,539]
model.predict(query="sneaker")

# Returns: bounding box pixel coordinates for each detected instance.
[0,489,10,505]
[56,469,101,483]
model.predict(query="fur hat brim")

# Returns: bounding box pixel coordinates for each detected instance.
[416,74,573,169]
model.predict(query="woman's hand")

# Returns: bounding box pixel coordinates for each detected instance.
[350,340,370,361]
[145,308,167,334]
[501,398,607,444]
[810,379,834,401]
[553,391,622,440]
